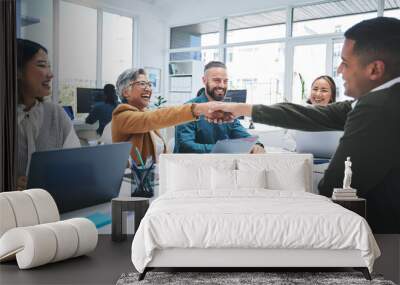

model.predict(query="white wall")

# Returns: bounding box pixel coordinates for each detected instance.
[69,0,167,93]
[21,0,53,60]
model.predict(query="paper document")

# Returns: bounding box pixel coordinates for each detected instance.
[211,136,258,153]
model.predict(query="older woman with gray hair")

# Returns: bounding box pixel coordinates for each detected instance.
[112,68,220,165]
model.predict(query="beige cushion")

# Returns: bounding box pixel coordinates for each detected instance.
[0,218,97,269]
[25,189,59,224]
[0,189,59,237]
[0,192,39,227]
[0,196,16,237]
[0,189,97,269]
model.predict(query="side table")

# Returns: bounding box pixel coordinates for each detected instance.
[331,197,366,219]
[112,197,150,242]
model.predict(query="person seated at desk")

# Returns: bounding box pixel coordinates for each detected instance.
[111,68,223,164]
[16,39,80,190]
[85,84,118,135]
[174,61,265,154]
[284,75,337,151]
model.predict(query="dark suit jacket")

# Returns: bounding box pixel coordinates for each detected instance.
[252,83,400,233]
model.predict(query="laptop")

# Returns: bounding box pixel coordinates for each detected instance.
[27,142,131,213]
[293,131,343,159]
[62,105,74,120]
[211,136,258,153]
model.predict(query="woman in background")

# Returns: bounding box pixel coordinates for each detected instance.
[284,75,337,151]
[86,83,118,135]
[17,39,80,189]
[306,75,337,106]
[112,68,220,165]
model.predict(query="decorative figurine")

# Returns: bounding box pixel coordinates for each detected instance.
[332,157,357,199]
[343,157,353,189]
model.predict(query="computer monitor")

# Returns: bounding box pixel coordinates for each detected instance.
[224,89,247,103]
[76,88,105,113]
[224,90,247,119]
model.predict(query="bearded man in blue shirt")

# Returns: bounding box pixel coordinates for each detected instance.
[174,61,265,154]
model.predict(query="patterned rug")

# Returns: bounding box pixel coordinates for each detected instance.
[116,271,396,285]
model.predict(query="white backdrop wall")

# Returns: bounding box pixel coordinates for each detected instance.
[67,0,167,93]
[20,0,53,60]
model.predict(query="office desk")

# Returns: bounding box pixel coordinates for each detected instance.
[60,169,159,234]
[242,122,286,148]
[60,180,130,234]
[73,119,99,145]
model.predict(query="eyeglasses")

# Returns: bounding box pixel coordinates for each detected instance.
[130,81,152,89]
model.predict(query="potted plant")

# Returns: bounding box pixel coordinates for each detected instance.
[298,73,306,102]
[153,95,167,108]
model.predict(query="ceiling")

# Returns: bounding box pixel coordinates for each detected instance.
[106,0,400,25]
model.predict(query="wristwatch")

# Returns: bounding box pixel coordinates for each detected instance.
[255,142,264,148]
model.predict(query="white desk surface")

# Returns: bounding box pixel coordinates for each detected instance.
[73,120,98,131]
[60,169,159,234]
[239,119,282,132]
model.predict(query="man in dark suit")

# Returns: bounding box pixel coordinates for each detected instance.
[209,17,400,233]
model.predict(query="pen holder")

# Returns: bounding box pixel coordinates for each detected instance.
[130,163,155,198]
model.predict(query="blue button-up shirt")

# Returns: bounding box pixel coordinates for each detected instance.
[174,91,251,153]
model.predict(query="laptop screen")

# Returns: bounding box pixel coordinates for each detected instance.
[211,136,258,153]
[293,131,343,159]
[27,143,131,213]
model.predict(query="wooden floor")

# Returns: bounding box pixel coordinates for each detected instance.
[0,235,134,285]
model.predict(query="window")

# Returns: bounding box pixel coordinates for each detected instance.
[226,43,285,105]
[332,41,351,101]
[169,51,201,61]
[59,1,97,116]
[58,2,133,115]
[292,44,326,104]
[201,49,220,64]
[169,49,219,63]
[227,10,286,43]
[168,0,392,106]
[170,20,220,49]
[292,0,378,37]
[201,33,219,46]
[384,0,400,17]
[102,12,133,86]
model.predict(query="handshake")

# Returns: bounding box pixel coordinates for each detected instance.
[194,102,253,124]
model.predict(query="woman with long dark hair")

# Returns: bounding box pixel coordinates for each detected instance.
[17,39,80,189]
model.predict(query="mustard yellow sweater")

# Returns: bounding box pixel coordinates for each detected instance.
[112,103,195,163]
